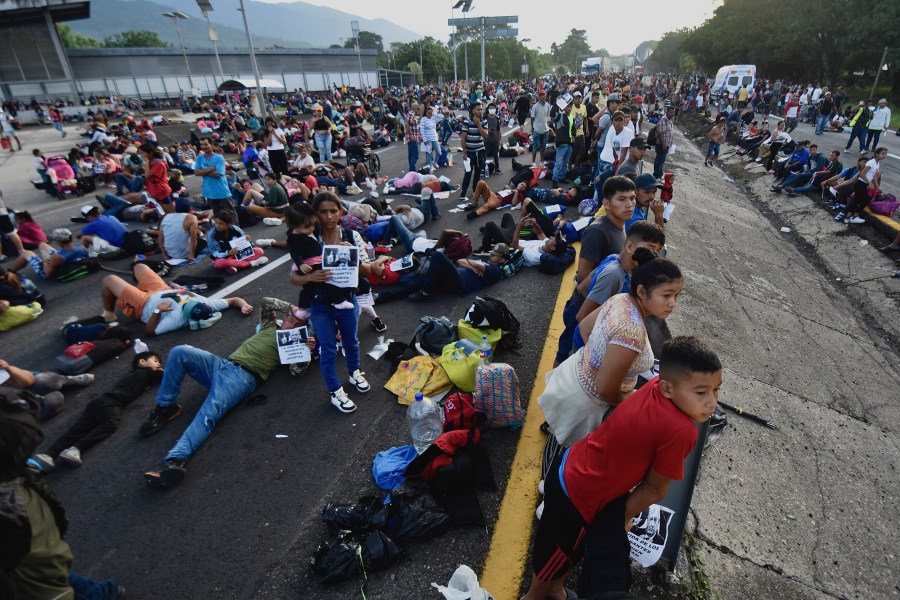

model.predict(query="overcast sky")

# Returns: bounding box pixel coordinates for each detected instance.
[258,0,720,55]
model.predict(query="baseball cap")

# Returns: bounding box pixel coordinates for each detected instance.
[573,91,582,97]
[630,136,649,150]
[50,228,73,242]
[634,174,663,190]
[182,300,222,331]
[80,205,98,217]
[490,243,511,259]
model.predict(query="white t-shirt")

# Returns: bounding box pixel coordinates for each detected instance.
[292,154,314,170]
[861,158,880,184]
[785,104,800,118]
[519,239,545,266]
[600,127,635,164]
[267,127,286,151]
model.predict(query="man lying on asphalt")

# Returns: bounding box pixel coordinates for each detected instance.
[140,297,316,488]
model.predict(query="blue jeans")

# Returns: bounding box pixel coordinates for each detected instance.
[532,131,549,152]
[315,132,332,161]
[407,141,420,172]
[553,144,572,182]
[309,297,361,393]
[555,291,583,364]
[115,174,143,195]
[382,215,425,252]
[783,172,813,188]
[69,572,120,600]
[101,193,132,219]
[864,129,882,151]
[815,114,829,134]
[424,139,441,165]
[792,171,830,194]
[440,121,454,145]
[419,195,441,221]
[653,145,668,179]
[156,345,257,462]
[846,126,866,151]
[316,176,347,194]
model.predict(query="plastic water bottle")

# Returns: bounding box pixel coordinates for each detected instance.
[407,392,443,454]
[133,338,149,354]
[479,334,492,356]
[481,349,492,366]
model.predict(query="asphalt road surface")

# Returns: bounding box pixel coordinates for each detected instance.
[0,121,558,599]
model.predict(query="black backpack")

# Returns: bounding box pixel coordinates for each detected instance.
[410,316,457,355]
[646,125,658,146]
[123,229,157,254]
[465,296,522,352]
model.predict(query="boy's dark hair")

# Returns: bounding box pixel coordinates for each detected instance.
[214,210,234,225]
[132,351,160,370]
[602,175,636,200]
[629,252,681,296]
[627,220,665,247]
[659,336,722,380]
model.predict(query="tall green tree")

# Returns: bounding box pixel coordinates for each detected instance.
[555,28,592,73]
[644,29,691,73]
[391,37,452,82]
[344,31,384,56]
[102,30,170,48]
[56,24,101,48]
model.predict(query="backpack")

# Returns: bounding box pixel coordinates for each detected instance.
[464,296,521,352]
[54,258,100,282]
[646,125,658,146]
[444,233,472,261]
[473,363,525,429]
[411,316,458,355]
[869,194,899,216]
[123,229,157,254]
[500,248,524,279]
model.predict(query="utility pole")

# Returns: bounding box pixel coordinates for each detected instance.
[869,46,889,102]
[237,0,267,117]
[480,18,485,83]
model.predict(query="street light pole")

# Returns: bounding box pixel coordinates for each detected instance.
[351,21,364,90]
[237,0,267,117]
[162,12,193,92]
[195,0,231,110]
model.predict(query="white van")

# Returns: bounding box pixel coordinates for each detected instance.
[711,65,756,100]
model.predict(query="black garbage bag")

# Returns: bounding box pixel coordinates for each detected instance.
[360,530,404,571]
[311,530,404,585]
[322,495,389,534]
[311,531,360,585]
[386,492,451,542]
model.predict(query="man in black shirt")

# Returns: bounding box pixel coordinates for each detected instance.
[515,92,532,128]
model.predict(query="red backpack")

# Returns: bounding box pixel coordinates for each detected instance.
[444,233,472,260]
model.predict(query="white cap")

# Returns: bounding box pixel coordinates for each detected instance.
[81,205,97,216]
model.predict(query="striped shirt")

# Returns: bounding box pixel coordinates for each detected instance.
[463,118,485,152]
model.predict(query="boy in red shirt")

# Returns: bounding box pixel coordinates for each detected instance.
[522,336,723,600]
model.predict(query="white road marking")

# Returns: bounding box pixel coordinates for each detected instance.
[208,252,292,300]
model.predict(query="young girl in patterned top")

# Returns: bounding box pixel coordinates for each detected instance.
[538,250,683,477]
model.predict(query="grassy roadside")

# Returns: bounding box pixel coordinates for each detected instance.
[840,85,900,129]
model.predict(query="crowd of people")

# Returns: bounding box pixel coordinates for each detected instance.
[4,68,871,600]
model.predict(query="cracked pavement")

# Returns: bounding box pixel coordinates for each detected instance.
[665,123,900,599]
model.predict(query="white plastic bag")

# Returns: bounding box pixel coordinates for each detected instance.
[432,565,495,600]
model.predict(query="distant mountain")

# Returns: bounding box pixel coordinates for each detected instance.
[66,0,419,50]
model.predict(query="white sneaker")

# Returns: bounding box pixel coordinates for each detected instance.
[383,183,391,194]
[346,185,363,195]
[369,190,380,198]
[32,453,55,471]
[330,387,357,413]
[262,217,283,226]
[60,316,78,331]
[535,500,544,520]
[538,479,545,495]
[349,369,370,393]
[848,216,865,224]
[59,446,83,467]
[255,238,276,248]
[249,256,269,267]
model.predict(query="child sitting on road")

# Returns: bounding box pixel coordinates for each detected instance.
[207,210,268,275]
[29,351,164,471]
[521,336,722,600]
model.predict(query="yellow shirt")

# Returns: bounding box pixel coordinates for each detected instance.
[738,88,750,102]
[571,103,588,137]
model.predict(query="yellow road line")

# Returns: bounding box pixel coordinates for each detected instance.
[480,246,580,599]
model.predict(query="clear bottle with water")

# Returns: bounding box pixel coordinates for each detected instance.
[407,392,443,454]
[479,334,492,356]
[481,349,492,367]
[133,338,149,354]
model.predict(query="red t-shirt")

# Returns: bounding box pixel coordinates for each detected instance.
[146,158,172,201]
[562,378,698,522]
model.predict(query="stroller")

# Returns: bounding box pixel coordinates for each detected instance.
[44,156,80,201]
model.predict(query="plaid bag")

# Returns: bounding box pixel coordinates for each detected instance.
[473,363,524,429]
